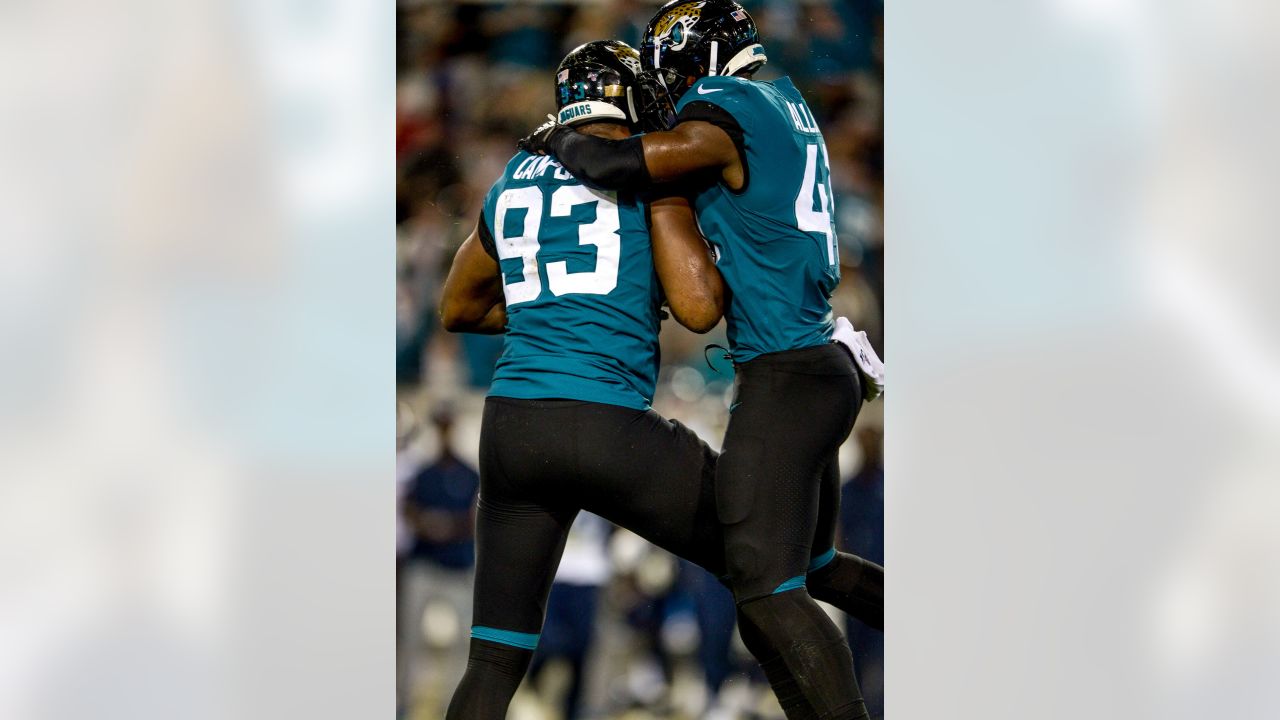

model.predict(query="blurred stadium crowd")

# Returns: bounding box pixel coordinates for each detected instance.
[396,1,883,718]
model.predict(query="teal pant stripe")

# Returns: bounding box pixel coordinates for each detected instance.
[808,547,837,572]
[771,575,807,595]
[470,626,540,650]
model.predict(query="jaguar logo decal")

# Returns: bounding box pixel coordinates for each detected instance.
[653,1,705,51]
[609,43,643,76]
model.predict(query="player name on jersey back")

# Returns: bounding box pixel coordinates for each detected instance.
[786,100,821,134]
[512,154,573,182]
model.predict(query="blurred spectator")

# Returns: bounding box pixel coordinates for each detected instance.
[395,407,423,717]
[397,404,428,568]
[399,404,480,718]
[841,426,884,719]
[483,2,563,70]
[529,513,612,720]
[680,562,741,710]
[841,426,884,572]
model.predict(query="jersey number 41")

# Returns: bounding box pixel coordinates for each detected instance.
[796,142,839,267]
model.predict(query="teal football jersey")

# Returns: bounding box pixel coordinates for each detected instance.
[481,151,662,411]
[675,75,840,363]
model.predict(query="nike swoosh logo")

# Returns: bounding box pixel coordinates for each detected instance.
[697,86,723,94]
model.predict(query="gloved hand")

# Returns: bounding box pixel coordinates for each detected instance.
[832,316,884,402]
[517,115,570,155]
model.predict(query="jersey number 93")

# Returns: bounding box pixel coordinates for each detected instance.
[494,184,621,305]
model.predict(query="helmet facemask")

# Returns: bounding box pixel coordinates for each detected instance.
[635,70,677,132]
[641,0,767,103]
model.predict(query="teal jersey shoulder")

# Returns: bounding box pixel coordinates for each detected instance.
[675,75,839,362]
[481,150,662,410]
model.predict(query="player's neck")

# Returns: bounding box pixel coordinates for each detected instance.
[577,121,632,141]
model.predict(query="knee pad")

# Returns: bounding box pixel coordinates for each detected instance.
[724,536,812,604]
[723,539,765,599]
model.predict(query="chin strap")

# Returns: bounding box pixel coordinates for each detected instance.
[625,85,638,125]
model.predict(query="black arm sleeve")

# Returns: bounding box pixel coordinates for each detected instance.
[676,101,749,192]
[640,175,712,204]
[476,209,498,261]
[547,130,652,191]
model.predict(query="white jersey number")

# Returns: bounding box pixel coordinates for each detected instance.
[495,185,620,305]
[795,142,838,266]
[494,186,544,305]
[546,184,620,296]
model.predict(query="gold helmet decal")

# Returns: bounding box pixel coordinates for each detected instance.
[653,1,706,49]
[609,43,643,77]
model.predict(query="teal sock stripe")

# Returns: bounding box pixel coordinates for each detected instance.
[470,626,540,650]
[771,575,807,594]
[808,547,837,572]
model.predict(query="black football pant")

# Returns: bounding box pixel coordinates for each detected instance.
[447,397,725,720]
[446,389,879,720]
[719,342,870,720]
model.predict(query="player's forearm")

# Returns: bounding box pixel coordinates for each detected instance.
[641,121,739,184]
[650,196,724,333]
[547,130,652,190]
[440,230,507,334]
[660,258,724,333]
[440,296,506,334]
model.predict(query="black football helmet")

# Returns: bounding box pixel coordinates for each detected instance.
[640,0,767,103]
[555,40,665,130]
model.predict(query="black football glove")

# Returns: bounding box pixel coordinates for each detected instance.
[517,115,570,155]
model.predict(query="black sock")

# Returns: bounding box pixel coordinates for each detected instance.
[737,591,870,720]
[445,639,533,720]
[808,552,884,631]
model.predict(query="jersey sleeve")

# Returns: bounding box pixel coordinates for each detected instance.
[478,176,505,261]
[673,78,753,193]
[475,207,498,261]
[673,76,755,128]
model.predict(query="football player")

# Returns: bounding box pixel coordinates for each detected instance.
[440,40,877,720]
[520,3,883,717]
